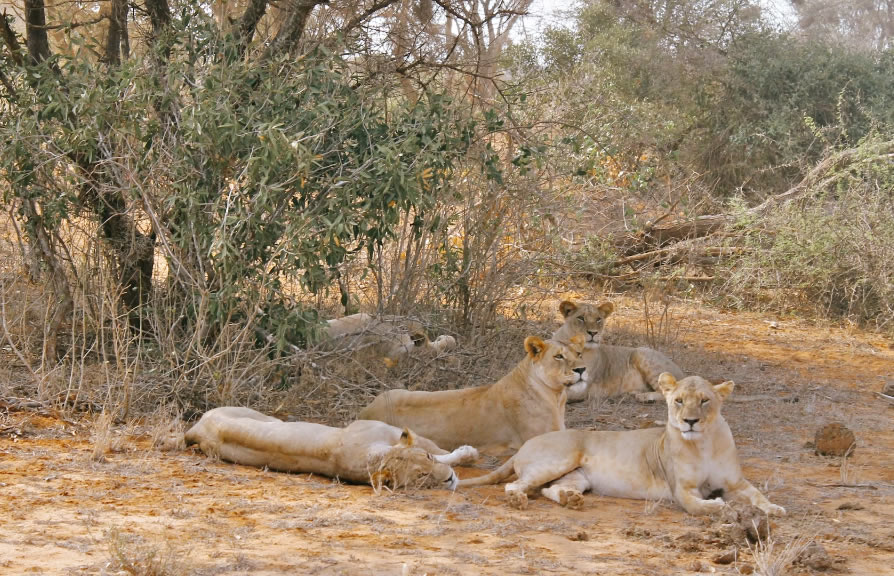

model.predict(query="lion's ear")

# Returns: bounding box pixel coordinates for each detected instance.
[399,428,415,446]
[598,301,615,317]
[658,372,678,395]
[524,336,546,359]
[713,380,735,400]
[558,300,578,318]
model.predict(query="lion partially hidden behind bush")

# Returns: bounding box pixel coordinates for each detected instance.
[322,313,455,366]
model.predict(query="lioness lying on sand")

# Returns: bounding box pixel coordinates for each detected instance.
[358,336,587,455]
[554,300,683,402]
[460,373,785,516]
[324,313,456,365]
[185,407,478,490]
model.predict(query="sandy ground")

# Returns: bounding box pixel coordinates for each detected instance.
[1,301,893,575]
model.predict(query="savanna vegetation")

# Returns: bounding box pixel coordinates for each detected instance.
[1,0,892,417]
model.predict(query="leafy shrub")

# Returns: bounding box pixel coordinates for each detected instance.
[696,33,894,192]
[718,136,894,330]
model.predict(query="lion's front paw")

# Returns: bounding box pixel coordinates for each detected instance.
[455,445,479,463]
[634,392,661,403]
[684,497,725,515]
[507,490,528,510]
[763,503,786,516]
[701,497,726,515]
[559,490,584,510]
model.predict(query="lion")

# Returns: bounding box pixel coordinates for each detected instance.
[184,407,478,490]
[358,336,587,455]
[553,300,683,403]
[323,313,456,365]
[459,373,786,516]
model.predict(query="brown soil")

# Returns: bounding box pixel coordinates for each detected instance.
[2,300,893,575]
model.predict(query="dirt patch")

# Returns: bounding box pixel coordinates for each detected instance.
[2,300,893,574]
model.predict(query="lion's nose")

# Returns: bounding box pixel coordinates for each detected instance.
[573,367,586,376]
[684,418,699,427]
[587,331,599,338]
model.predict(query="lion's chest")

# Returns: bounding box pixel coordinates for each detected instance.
[677,437,737,495]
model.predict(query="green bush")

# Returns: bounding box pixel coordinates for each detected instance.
[719,136,894,330]
[0,7,484,351]
[696,33,894,192]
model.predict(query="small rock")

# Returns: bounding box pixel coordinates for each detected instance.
[882,381,894,396]
[738,563,755,575]
[712,548,738,565]
[687,560,710,572]
[739,507,770,543]
[815,422,856,456]
[797,541,833,571]
[568,530,588,541]
[720,504,769,543]
[836,501,865,511]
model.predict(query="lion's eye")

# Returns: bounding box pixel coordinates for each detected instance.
[555,354,564,360]
[674,399,683,405]
[577,317,585,323]
[701,399,710,405]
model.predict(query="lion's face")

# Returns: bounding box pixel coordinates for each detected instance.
[524,335,588,391]
[554,300,615,347]
[659,373,733,440]
[370,430,458,491]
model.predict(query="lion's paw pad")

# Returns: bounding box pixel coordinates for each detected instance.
[559,490,584,510]
[507,491,528,510]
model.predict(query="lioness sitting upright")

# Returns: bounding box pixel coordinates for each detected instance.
[358,336,587,455]
[460,373,786,516]
[554,300,683,402]
[185,407,478,490]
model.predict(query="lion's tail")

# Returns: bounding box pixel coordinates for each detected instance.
[457,457,516,487]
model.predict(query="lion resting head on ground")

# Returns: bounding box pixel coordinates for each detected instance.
[553,299,684,403]
[358,335,587,455]
[459,373,785,516]
[324,313,456,366]
[184,407,478,490]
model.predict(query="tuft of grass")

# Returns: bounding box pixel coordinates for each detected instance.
[105,528,192,576]
[748,527,811,576]
[90,411,119,462]
[150,406,186,452]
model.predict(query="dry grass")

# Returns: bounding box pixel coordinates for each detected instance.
[747,528,812,576]
[105,528,193,576]
[90,411,120,462]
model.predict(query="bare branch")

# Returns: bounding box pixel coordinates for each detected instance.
[1,11,24,66]
[23,0,52,64]
[265,0,328,58]
[342,0,401,35]
[145,0,171,37]
[236,0,269,55]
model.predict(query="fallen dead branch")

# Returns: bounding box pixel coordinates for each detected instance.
[600,140,894,285]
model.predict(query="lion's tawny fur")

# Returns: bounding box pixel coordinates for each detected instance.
[553,300,684,402]
[184,407,477,490]
[459,374,785,517]
[358,336,587,454]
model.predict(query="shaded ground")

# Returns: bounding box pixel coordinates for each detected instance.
[1,299,893,575]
